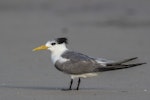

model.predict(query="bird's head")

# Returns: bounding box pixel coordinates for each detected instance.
[33,37,68,53]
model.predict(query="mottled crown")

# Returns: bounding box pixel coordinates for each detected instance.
[56,37,68,44]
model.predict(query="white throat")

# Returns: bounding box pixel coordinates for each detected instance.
[50,45,68,64]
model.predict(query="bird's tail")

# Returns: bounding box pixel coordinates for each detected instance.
[97,57,146,72]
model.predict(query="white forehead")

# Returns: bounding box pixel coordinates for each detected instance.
[45,40,55,46]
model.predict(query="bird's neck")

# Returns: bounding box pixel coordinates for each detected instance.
[51,47,68,64]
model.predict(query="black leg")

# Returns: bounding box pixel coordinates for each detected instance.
[76,78,81,90]
[62,79,73,91]
[69,79,73,90]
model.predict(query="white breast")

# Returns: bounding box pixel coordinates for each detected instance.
[51,54,70,64]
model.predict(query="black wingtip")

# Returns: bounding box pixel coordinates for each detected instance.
[98,62,147,72]
[56,37,68,44]
[139,62,147,65]
[125,62,147,67]
[131,57,138,60]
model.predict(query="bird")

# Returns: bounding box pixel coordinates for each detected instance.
[33,37,146,90]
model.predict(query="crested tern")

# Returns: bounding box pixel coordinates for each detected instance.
[33,37,146,90]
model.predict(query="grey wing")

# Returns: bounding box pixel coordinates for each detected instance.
[55,51,101,74]
[55,51,145,74]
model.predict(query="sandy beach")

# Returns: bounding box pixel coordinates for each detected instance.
[0,0,150,100]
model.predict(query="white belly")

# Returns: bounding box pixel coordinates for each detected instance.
[71,73,98,79]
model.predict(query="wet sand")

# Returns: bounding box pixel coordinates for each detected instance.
[0,0,150,100]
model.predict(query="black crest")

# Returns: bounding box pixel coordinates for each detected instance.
[56,37,68,44]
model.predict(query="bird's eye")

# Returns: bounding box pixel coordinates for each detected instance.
[51,42,56,45]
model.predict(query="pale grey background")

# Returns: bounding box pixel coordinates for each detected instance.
[0,0,150,100]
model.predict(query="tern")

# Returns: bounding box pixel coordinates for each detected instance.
[33,37,146,90]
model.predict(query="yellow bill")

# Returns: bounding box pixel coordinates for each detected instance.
[32,45,48,51]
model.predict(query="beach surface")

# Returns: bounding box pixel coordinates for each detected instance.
[0,0,150,100]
